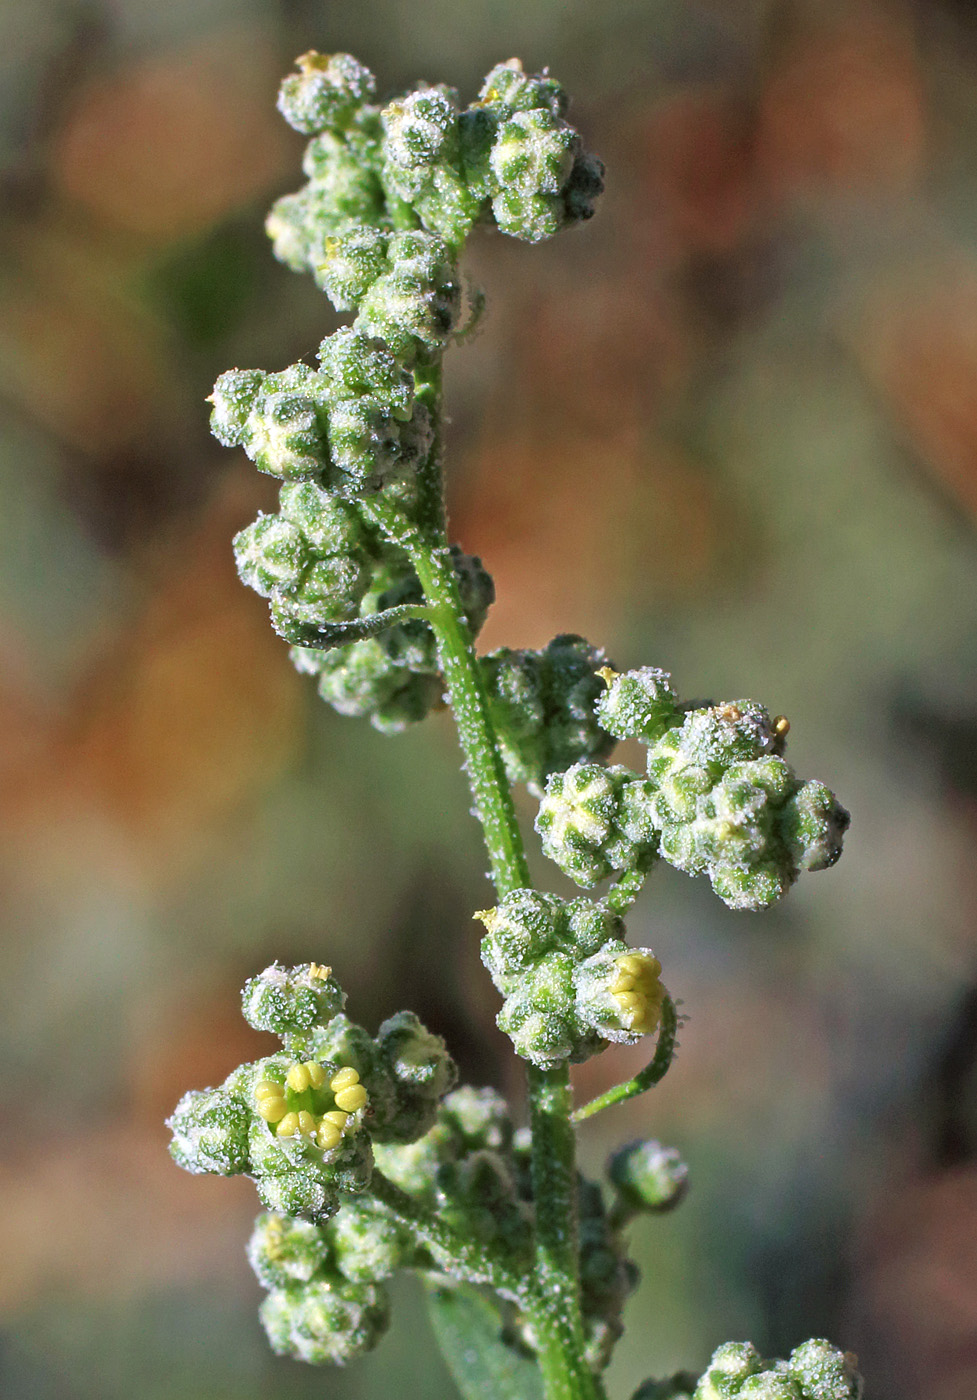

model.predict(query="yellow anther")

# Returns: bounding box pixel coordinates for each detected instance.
[595,665,618,688]
[611,973,636,994]
[297,1111,317,1135]
[616,953,649,978]
[297,51,331,73]
[473,908,497,929]
[774,715,790,736]
[254,1080,282,1100]
[287,1064,312,1093]
[309,962,332,982]
[257,1096,288,1123]
[614,990,645,1015]
[334,1084,368,1113]
[276,1112,300,1137]
[322,1110,349,1130]
[304,1062,326,1089]
[317,1121,342,1151]
[330,1066,360,1092]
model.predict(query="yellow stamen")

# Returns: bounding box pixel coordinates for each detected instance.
[330,1067,360,1092]
[317,1121,342,1150]
[595,665,618,688]
[305,1062,326,1089]
[257,1096,288,1123]
[297,1111,317,1135]
[309,962,332,982]
[774,715,790,736]
[473,908,496,929]
[254,1080,282,1100]
[334,1084,368,1113]
[322,1110,349,1130]
[276,1112,300,1137]
[611,973,636,994]
[287,1064,312,1092]
[614,991,645,1015]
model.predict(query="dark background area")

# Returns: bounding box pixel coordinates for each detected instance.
[2,1,977,1396]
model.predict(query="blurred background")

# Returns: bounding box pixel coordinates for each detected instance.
[2,0,977,1396]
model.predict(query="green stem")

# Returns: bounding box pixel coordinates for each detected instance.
[571,994,678,1123]
[363,380,604,1400]
[369,1171,524,1300]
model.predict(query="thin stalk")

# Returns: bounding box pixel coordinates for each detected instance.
[369,1171,524,1300]
[571,994,678,1123]
[363,379,605,1400]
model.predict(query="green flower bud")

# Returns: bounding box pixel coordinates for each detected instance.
[225,364,328,481]
[595,667,679,743]
[481,635,616,795]
[317,328,415,419]
[242,962,346,1037]
[294,639,444,733]
[490,109,578,242]
[209,369,264,446]
[267,157,385,274]
[327,1197,412,1282]
[373,1010,458,1142]
[645,706,848,910]
[316,227,391,310]
[695,1342,764,1399]
[167,1088,251,1176]
[739,1378,803,1400]
[787,1340,862,1400]
[233,515,311,599]
[260,1277,390,1364]
[381,89,483,244]
[278,481,372,557]
[608,1140,689,1214]
[277,52,377,136]
[476,59,569,120]
[355,231,462,364]
[247,1211,329,1290]
[536,762,658,887]
[479,892,664,1066]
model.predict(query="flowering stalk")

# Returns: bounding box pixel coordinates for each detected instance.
[167,49,861,1400]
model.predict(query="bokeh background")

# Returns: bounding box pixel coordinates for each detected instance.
[3,0,977,1396]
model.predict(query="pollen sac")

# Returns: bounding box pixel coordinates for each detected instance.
[478,890,667,1068]
[595,667,679,743]
[644,704,850,911]
[608,1140,689,1216]
[277,52,378,136]
[690,1339,863,1400]
[481,635,616,795]
[536,762,658,887]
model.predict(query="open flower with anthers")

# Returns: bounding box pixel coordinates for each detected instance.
[253,1061,369,1150]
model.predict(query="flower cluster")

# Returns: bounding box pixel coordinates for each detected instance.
[168,964,457,1221]
[477,889,667,1067]
[537,668,849,911]
[480,635,615,794]
[668,1339,863,1400]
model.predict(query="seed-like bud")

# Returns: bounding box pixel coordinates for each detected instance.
[277,52,377,135]
[609,1140,689,1214]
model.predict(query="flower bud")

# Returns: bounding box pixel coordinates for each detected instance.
[233,516,312,599]
[609,1140,688,1214]
[316,227,390,310]
[373,1010,458,1142]
[247,1211,329,1289]
[277,52,377,135]
[482,635,616,795]
[787,1340,862,1400]
[476,59,569,120]
[294,639,445,733]
[536,762,658,887]
[595,667,679,743]
[168,1088,251,1176]
[317,328,414,420]
[242,963,346,1038]
[354,231,462,364]
[260,1277,390,1364]
[327,1197,411,1282]
[209,369,264,445]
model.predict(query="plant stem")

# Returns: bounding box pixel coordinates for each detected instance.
[369,1171,524,1300]
[362,382,605,1400]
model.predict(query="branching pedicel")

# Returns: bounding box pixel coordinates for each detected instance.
[170,52,857,1400]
